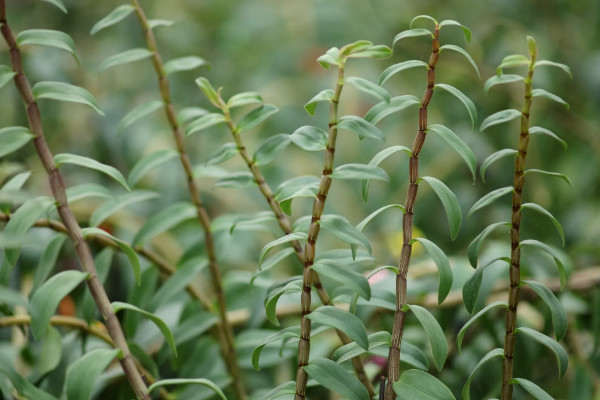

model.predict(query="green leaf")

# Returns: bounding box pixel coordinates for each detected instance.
[16,29,78,62]
[82,227,141,285]
[0,364,58,400]
[28,270,88,340]
[304,89,334,115]
[265,279,302,326]
[468,186,513,217]
[33,81,104,116]
[147,19,174,29]
[195,77,221,108]
[393,369,456,400]
[259,233,308,267]
[530,126,567,150]
[412,238,453,304]
[252,326,300,370]
[480,109,521,131]
[81,249,113,323]
[405,304,448,371]
[274,176,319,215]
[518,326,568,377]
[535,60,572,78]
[356,204,405,232]
[330,163,389,182]
[480,149,518,182]
[177,107,207,125]
[66,348,120,400]
[467,222,510,268]
[311,259,370,299]
[262,381,296,400]
[98,48,153,71]
[420,176,462,240]
[379,60,428,86]
[148,379,226,399]
[439,19,472,42]
[118,100,164,134]
[227,91,263,108]
[128,149,178,187]
[164,56,208,75]
[362,146,411,201]
[521,203,564,246]
[289,126,328,151]
[39,0,67,13]
[151,257,207,309]
[254,134,292,166]
[523,280,568,341]
[512,378,554,400]
[532,88,569,109]
[238,104,279,133]
[337,115,385,141]
[483,74,525,94]
[346,77,390,103]
[215,172,256,188]
[364,95,420,125]
[0,286,27,307]
[0,126,34,159]
[317,47,341,69]
[428,124,477,182]
[186,113,227,135]
[0,65,16,91]
[347,45,392,59]
[497,54,530,73]
[230,211,276,234]
[439,45,479,77]
[252,248,296,283]
[90,4,135,34]
[320,214,372,254]
[91,191,159,227]
[307,306,369,349]
[435,84,477,129]
[462,348,504,400]
[332,331,390,364]
[525,169,572,187]
[31,234,67,296]
[304,358,370,400]
[207,143,238,165]
[66,183,114,203]
[457,301,508,352]
[341,40,373,56]
[393,29,433,45]
[133,202,196,246]
[54,153,130,191]
[410,15,438,28]
[462,257,510,313]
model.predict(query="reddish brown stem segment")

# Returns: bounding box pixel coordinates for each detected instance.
[0,3,150,399]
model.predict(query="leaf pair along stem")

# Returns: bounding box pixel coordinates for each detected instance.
[128,1,246,398]
[0,2,150,399]
[383,26,441,400]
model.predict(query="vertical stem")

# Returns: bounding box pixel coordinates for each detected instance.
[501,44,536,400]
[0,3,150,399]
[383,27,440,400]
[129,2,246,399]
[294,61,345,400]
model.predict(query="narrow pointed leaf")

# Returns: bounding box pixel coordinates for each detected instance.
[535,60,572,78]
[118,100,164,134]
[330,163,388,182]
[148,380,225,400]
[435,84,477,129]
[29,270,88,340]
[304,358,370,400]
[347,45,391,59]
[405,304,447,370]
[33,81,104,115]
[207,143,238,165]
[337,115,384,141]
[227,91,263,108]
[462,348,504,400]
[252,326,300,370]
[186,113,227,135]
[0,65,16,90]
[523,280,568,340]
[364,95,420,124]
[128,149,178,187]
[341,40,373,56]
[164,56,208,75]
[393,369,456,400]
[457,301,508,352]
[467,222,510,268]
[0,364,58,400]
[253,134,292,166]
[151,257,207,309]
[439,45,479,77]
[148,19,174,29]
[497,54,530,73]
[90,5,135,34]
[468,186,513,217]
[379,60,428,86]
[230,211,276,234]
[307,306,368,349]
[263,381,295,400]
[517,326,568,377]
[215,171,256,188]
[31,234,67,296]
[346,77,390,103]
[428,124,477,182]
[420,176,462,240]
[289,126,328,151]
[483,74,524,93]
[54,153,130,191]
[332,331,391,363]
[195,77,221,108]
[265,279,302,326]
[132,202,197,246]
[320,214,372,254]
[251,248,295,283]
[177,107,207,125]
[112,301,177,356]
[532,88,569,109]
[0,126,34,159]
[238,104,279,132]
[412,238,453,303]
[480,109,521,131]
[512,378,554,400]
[530,126,567,150]
[317,47,341,69]
[16,29,78,62]
[480,149,518,182]
[394,29,432,45]
[66,183,114,203]
[521,203,564,246]
[39,0,67,13]
[362,146,411,201]
[0,286,27,307]
[463,257,510,313]
[91,191,159,227]
[98,48,153,71]
[311,259,370,299]
[439,19,472,42]
[525,169,571,187]
[259,233,308,267]
[356,204,405,232]
[66,349,120,400]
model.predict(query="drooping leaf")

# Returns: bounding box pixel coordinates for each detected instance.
[379,60,428,86]
[251,248,296,283]
[54,153,130,191]
[132,202,197,246]
[262,381,296,400]
[512,378,554,400]
[483,74,524,94]
[307,306,369,349]
[523,280,568,341]
[164,56,208,75]
[405,304,448,370]
[529,126,567,150]
[265,279,302,326]
[252,326,300,371]
[346,76,389,103]
[340,40,373,56]
[148,379,226,400]
[39,0,67,13]
[65,348,120,400]
[304,358,370,400]
[311,259,370,299]
[98,48,154,71]
[457,301,508,352]
[259,233,308,267]
[467,222,510,268]
[289,126,328,151]
[30,234,67,296]
[253,134,292,166]
[206,143,238,165]
[534,60,572,78]
[480,109,521,132]
[428,124,477,182]
[238,104,279,133]
[480,149,518,182]
[467,186,513,217]
[33,81,104,115]
[28,270,88,340]
[16,29,78,62]
[227,91,263,108]
[151,257,207,310]
[320,214,372,254]
[332,331,391,364]
[356,204,405,232]
[337,115,384,141]
[186,113,227,135]
[439,19,472,42]
[0,364,57,400]
[532,88,569,109]
[439,44,479,77]
[127,149,179,187]
[0,126,34,159]
[435,84,477,129]
[330,163,389,182]
[462,257,510,313]
[420,176,462,240]
[274,176,319,215]
[117,100,164,134]
[81,249,113,323]
[520,239,566,287]
[215,172,256,188]
[410,15,438,28]
[393,29,433,46]
[524,169,572,187]
[412,238,453,303]
[90,4,135,34]
[0,65,16,91]
[91,191,159,227]
[362,145,411,202]
[497,54,530,73]
[517,326,568,377]
[521,203,565,246]
[462,348,504,400]
[195,77,221,108]
[316,47,341,69]
[66,183,114,204]
[364,95,420,125]
[393,369,456,400]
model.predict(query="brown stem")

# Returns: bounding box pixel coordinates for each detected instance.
[128,1,246,398]
[501,43,536,400]
[384,27,440,400]
[0,3,150,398]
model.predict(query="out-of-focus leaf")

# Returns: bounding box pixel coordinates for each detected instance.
[379,60,428,86]
[132,202,197,246]
[164,56,208,75]
[521,203,565,246]
[362,146,411,202]
[215,172,256,188]
[497,54,530,73]
[262,381,295,400]
[529,126,567,150]
[128,149,178,187]
[393,29,432,46]
[524,169,571,187]
[177,107,207,125]
[207,143,238,165]
[186,113,227,135]
[304,358,370,400]
[147,19,174,29]
[468,186,513,217]
[0,65,16,91]
[463,257,510,313]
[151,257,207,309]
[0,364,57,400]
[480,149,517,182]
[534,60,572,78]
[467,222,510,268]
[512,378,554,400]
[98,48,153,71]
[118,100,164,134]
[523,280,567,341]
[238,105,279,133]
[259,233,308,267]
[405,304,447,371]
[317,47,341,69]
[346,77,389,103]
[33,81,104,115]
[347,45,391,59]
[420,176,461,240]
[148,379,226,400]
[520,239,566,288]
[330,163,389,182]
[54,153,130,191]
[518,327,568,377]
[311,259,370,299]
[289,126,328,151]
[252,326,300,371]
[462,348,504,400]
[17,29,78,62]
[195,77,221,108]
[90,4,135,34]
[483,74,524,93]
[227,92,263,108]
[320,214,372,255]
[364,95,420,124]
[356,204,405,232]
[435,84,477,129]
[230,211,276,234]
[66,348,120,400]
[251,248,296,283]
[439,19,472,42]
[0,286,27,307]
[66,183,114,204]
[532,88,569,109]
[440,44,479,77]
[39,0,66,13]
[457,301,508,352]
[36,326,62,380]
[332,331,390,363]
[30,234,66,296]
[253,134,292,166]
[480,109,521,132]
[90,191,159,227]
[265,279,302,326]
[274,175,319,215]
[81,249,113,323]
[412,238,453,303]
[393,369,456,400]
[410,15,438,28]
[428,124,476,182]
[337,115,384,141]
[0,126,34,159]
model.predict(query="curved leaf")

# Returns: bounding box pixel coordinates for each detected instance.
[332,331,391,364]
[462,348,504,400]
[151,257,207,310]
[259,233,308,267]
[253,134,292,166]
[412,238,453,304]
[532,88,569,109]
[0,126,34,159]
[512,378,554,400]
[148,19,174,29]
[16,29,78,62]
[0,364,57,400]
[265,279,302,326]
[337,115,384,141]
[468,186,513,217]
[463,257,510,314]
[262,381,296,400]
[439,45,479,77]
[148,379,226,400]
[524,169,571,187]
[346,76,389,103]
[274,175,319,215]
[98,48,154,71]
[393,28,432,45]
[31,234,67,296]
[238,104,279,133]
[251,248,295,283]
[54,153,130,191]
[0,286,27,307]
[320,214,372,254]
[91,191,159,227]
[29,270,88,340]
[132,202,197,246]
[480,109,521,132]
[393,369,456,400]
[207,142,238,165]
[311,259,370,299]
[304,358,370,400]
[252,326,300,371]
[307,306,368,349]
[483,74,524,94]
[215,171,256,188]
[435,83,477,129]
[520,239,566,287]
[39,0,67,13]
[518,326,568,377]
[186,113,227,135]
[66,348,120,400]
[195,77,221,108]
[467,222,510,268]
[289,126,328,151]
[457,301,508,352]
[480,149,518,182]
[305,89,333,115]
[347,44,391,59]
[405,304,447,371]
[523,280,567,341]
[330,163,389,182]
[362,145,411,201]
[177,107,207,125]
[420,176,462,240]
[66,183,114,203]
[521,203,564,246]
[428,124,476,182]
[227,91,263,108]
[356,204,405,232]
[33,81,104,116]
[534,60,572,78]
[529,126,567,150]
[0,65,16,91]
[90,4,135,35]
[164,56,208,75]
[128,149,178,187]
[379,60,428,86]
[439,19,472,42]
[364,95,420,124]
[317,47,340,69]
[118,100,164,134]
